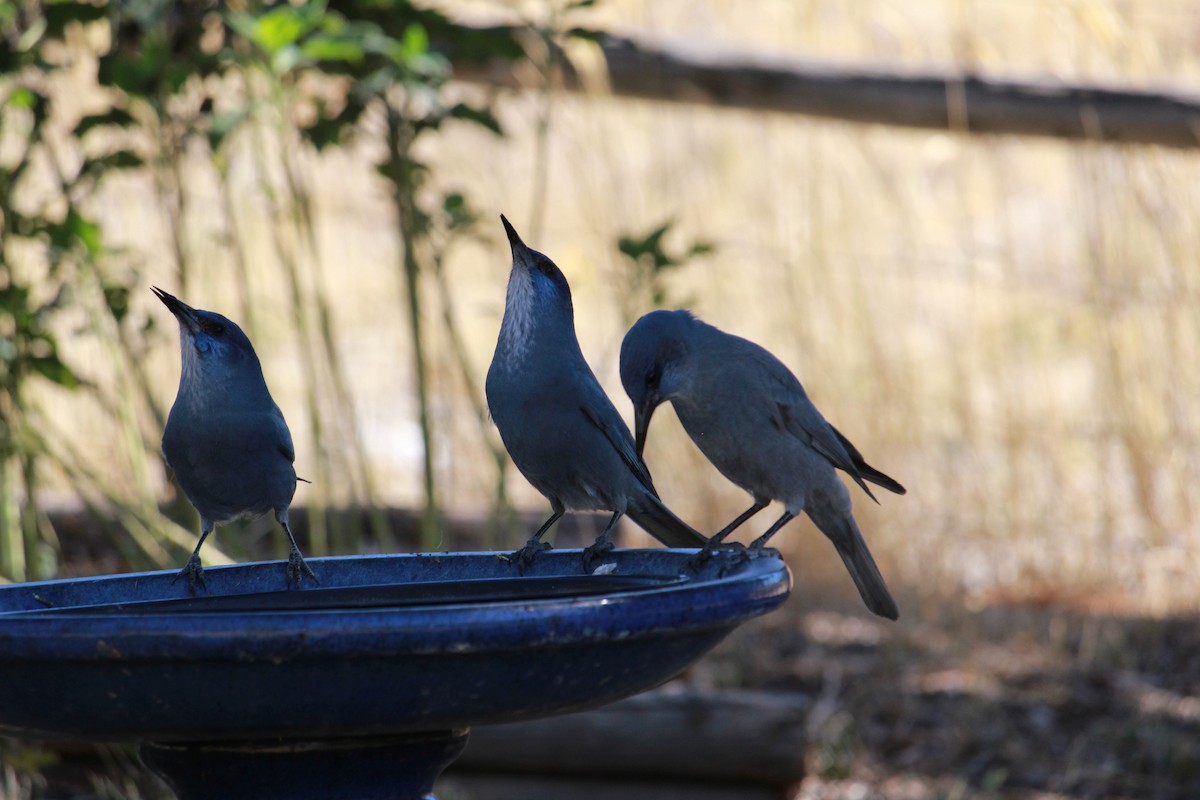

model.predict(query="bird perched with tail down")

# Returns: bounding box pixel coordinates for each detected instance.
[153,286,315,591]
[620,309,904,620]
[485,217,708,568]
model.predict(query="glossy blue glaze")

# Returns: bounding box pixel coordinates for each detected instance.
[0,550,789,743]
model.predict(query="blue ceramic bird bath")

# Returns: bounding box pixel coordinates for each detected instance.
[0,549,790,799]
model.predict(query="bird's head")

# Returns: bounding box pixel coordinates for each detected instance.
[500,215,574,319]
[619,309,696,458]
[152,286,261,378]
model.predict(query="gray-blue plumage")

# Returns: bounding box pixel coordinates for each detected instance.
[485,218,707,567]
[620,309,903,620]
[153,286,314,591]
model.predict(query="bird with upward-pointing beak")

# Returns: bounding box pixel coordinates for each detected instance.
[485,218,708,569]
[153,286,314,591]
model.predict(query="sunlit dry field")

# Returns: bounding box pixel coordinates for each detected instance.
[22,0,1193,614]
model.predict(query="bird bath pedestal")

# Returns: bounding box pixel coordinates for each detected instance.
[0,550,790,799]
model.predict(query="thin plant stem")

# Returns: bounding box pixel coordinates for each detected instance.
[385,106,440,550]
[430,243,513,546]
[247,92,332,559]
[276,134,392,551]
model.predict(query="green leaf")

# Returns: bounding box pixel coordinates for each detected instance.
[252,5,318,54]
[82,150,144,178]
[619,220,673,269]
[31,354,80,389]
[619,220,710,280]
[0,285,31,313]
[447,103,502,135]
[73,107,137,138]
[41,1,109,37]
[400,23,429,59]
[442,191,476,229]
[7,88,36,109]
[41,211,103,259]
[66,210,102,257]
[103,283,131,323]
[224,11,259,43]
[643,222,671,252]
[301,35,365,64]
[97,38,169,96]
[299,95,368,150]
[4,88,49,128]
[565,27,607,44]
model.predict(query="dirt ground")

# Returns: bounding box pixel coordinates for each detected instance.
[697,577,1200,800]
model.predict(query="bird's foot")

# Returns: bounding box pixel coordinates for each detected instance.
[746,543,781,561]
[173,555,207,594]
[286,550,318,590]
[684,541,746,572]
[581,537,615,572]
[716,543,779,576]
[500,538,552,572]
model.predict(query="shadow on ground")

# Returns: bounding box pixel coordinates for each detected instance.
[699,579,1200,800]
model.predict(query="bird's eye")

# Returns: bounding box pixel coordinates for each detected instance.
[205,321,226,336]
[646,367,661,389]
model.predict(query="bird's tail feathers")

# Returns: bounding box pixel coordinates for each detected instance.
[810,507,899,621]
[627,493,708,549]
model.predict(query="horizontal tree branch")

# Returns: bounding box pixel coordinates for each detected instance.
[455,30,1200,149]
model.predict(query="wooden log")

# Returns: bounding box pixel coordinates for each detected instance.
[453,687,810,785]
[454,30,1200,149]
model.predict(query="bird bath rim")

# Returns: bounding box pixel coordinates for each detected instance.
[0,549,791,743]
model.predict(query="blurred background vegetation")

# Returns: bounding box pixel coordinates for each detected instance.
[3,0,1200,797]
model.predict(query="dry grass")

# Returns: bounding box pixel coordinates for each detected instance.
[18,0,1200,615]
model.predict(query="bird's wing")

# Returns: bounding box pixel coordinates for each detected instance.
[749,348,880,502]
[578,388,659,498]
[270,404,296,465]
[190,409,294,470]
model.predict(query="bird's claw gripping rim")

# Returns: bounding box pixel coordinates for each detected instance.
[499,538,552,572]
[286,551,318,590]
[581,538,615,572]
[717,543,781,577]
[173,556,207,594]
[683,540,747,572]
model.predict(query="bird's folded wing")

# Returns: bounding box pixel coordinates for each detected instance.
[270,404,295,465]
[580,400,659,498]
[753,350,879,502]
[179,409,294,475]
[828,423,905,495]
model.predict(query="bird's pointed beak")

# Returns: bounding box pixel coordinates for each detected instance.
[633,400,657,460]
[151,286,201,335]
[500,214,533,268]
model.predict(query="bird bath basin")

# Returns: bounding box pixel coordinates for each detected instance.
[0,549,790,799]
